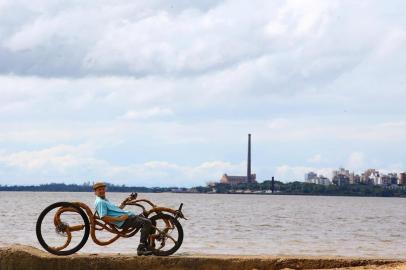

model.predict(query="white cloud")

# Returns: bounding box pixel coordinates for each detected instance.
[308,154,322,163]
[4,16,63,51]
[275,165,334,181]
[267,118,290,129]
[0,144,100,171]
[374,29,406,59]
[0,143,245,186]
[0,0,392,79]
[119,107,173,120]
[346,152,365,170]
[265,0,336,39]
[0,1,406,185]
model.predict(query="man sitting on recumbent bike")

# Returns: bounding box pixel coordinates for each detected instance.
[93,182,152,256]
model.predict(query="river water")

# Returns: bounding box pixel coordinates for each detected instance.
[1,191,406,258]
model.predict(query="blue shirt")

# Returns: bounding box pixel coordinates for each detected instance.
[94,196,134,227]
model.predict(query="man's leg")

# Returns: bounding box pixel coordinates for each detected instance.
[122,215,153,255]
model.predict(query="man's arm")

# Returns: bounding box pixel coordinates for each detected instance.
[102,214,128,224]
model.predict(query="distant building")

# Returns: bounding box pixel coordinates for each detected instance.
[333,168,350,178]
[349,172,355,184]
[372,171,381,185]
[304,172,331,185]
[207,181,216,187]
[333,174,350,186]
[220,173,257,185]
[348,172,361,184]
[353,174,361,184]
[216,134,257,186]
[399,173,406,185]
[316,175,331,185]
[380,175,390,186]
[361,169,379,185]
[305,172,318,183]
[388,173,398,185]
[307,168,406,187]
[332,168,351,186]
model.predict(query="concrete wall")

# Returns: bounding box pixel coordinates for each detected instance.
[0,245,404,270]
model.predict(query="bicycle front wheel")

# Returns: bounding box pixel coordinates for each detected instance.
[36,202,90,255]
[148,213,183,256]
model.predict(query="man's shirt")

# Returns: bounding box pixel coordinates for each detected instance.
[94,196,134,227]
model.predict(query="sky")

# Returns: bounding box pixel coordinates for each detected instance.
[0,0,405,187]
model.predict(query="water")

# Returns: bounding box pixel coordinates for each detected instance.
[1,191,406,258]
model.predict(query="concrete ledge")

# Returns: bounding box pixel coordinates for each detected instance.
[1,245,405,270]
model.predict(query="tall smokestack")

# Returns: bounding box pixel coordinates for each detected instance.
[247,134,251,183]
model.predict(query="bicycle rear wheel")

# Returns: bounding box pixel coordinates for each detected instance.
[36,202,90,255]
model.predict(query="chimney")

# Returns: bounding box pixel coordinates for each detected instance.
[247,134,251,183]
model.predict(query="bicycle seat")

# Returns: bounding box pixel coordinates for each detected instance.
[93,212,133,234]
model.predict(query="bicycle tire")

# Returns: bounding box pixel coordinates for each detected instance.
[36,202,90,255]
[148,213,183,256]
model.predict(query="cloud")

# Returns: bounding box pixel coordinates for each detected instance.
[275,165,334,181]
[346,152,365,170]
[0,144,245,186]
[308,154,322,163]
[265,0,336,39]
[0,144,101,172]
[1,1,406,186]
[1,0,274,77]
[0,0,393,80]
[119,107,173,120]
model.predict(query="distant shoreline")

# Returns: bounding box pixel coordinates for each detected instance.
[2,190,406,199]
[2,181,406,198]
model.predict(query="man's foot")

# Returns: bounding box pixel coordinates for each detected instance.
[137,244,152,256]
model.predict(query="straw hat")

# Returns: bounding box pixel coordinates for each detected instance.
[93,182,106,190]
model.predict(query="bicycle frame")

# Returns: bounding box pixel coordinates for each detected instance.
[52,197,185,248]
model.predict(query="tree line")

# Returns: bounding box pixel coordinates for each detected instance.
[0,182,178,193]
[199,181,406,197]
[2,181,406,197]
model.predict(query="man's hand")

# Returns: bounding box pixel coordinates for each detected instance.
[119,214,129,221]
[119,198,130,209]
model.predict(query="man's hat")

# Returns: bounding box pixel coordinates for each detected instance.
[93,182,106,190]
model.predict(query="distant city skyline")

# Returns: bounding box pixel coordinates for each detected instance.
[0,1,406,187]
[305,168,406,186]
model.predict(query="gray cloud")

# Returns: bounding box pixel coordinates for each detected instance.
[2,0,395,79]
[1,0,406,185]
